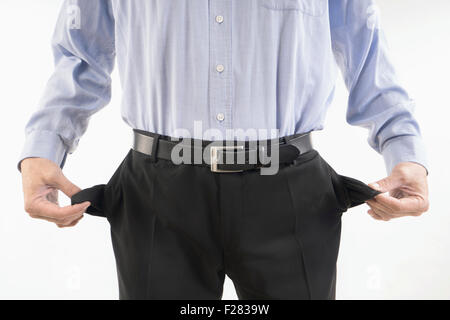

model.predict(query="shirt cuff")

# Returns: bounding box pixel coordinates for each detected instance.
[18,130,68,172]
[381,135,428,175]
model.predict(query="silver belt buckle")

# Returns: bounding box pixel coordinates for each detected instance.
[210,145,245,173]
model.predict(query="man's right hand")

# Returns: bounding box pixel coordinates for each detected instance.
[20,158,90,228]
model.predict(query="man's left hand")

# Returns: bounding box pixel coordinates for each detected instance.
[366,162,429,221]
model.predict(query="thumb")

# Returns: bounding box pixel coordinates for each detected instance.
[53,173,82,198]
[369,175,402,193]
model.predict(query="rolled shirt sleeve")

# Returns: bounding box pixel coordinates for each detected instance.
[329,0,427,174]
[18,0,115,171]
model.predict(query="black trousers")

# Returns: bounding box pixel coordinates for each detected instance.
[72,147,379,300]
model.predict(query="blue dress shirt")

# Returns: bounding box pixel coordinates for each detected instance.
[19,0,427,174]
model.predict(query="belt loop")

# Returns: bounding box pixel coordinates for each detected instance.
[150,134,161,162]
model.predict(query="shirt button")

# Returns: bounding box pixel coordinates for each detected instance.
[216,113,225,122]
[215,15,224,24]
[216,64,225,73]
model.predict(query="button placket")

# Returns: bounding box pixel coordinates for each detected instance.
[209,0,232,128]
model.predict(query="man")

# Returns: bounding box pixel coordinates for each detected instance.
[19,0,429,300]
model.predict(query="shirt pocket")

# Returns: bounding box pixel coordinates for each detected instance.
[259,0,327,17]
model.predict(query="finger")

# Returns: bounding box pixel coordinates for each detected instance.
[369,205,403,220]
[32,208,85,224]
[368,198,416,217]
[368,209,391,221]
[69,215,84,226]
[367,209,385,221]
[369,176,403,193]
[33,213,83,224]
[371,193,426,215]
[30,200,90,221]
[370,209,392,221]
[366,199,404,216]
[52,173,82,198]
[57,215,84,228]
[366,202,396,220]
[367,199,400,215]
[58,214,84,227]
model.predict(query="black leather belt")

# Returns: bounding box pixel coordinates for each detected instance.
[132,129,314,173]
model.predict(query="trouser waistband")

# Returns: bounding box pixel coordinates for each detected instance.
[132,129,314,173]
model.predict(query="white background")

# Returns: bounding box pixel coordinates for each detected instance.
[0,0,449,299]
